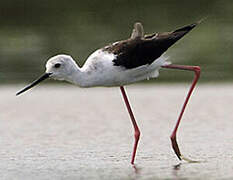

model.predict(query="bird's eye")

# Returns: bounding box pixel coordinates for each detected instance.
[54,63,61,68]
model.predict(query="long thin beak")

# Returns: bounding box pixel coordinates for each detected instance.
[16,73,52,96]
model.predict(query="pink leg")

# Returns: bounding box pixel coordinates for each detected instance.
[161,64,201,161]
[120,86,140,165]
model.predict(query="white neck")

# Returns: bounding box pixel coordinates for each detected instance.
[64,65,91,87]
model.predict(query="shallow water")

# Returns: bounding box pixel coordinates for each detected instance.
[1,84,233,179]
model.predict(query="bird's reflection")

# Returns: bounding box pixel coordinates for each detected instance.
[131,164,142,180]
[172,159,203,178]
[172,162,182,178]
[132,164,141,174]
[173,162,182,171]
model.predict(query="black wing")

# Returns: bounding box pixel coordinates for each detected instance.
[103,22,197,69]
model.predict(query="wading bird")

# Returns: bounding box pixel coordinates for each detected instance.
[17,21,201,165]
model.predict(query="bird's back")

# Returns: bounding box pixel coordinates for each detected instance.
[102,22,198,69]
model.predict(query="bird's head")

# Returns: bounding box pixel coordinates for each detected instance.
[16,54,78,96]
[45,54,78,81]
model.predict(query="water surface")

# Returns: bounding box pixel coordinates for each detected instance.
[1,84,233,179]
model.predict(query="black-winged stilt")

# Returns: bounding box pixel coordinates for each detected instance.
[16,21,201,165]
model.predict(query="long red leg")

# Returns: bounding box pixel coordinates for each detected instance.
[161,64,201,161]
[120,86,140,165]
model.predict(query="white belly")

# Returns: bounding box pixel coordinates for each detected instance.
[81,49,169,87]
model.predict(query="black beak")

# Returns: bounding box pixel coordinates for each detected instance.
[16,73,52,96]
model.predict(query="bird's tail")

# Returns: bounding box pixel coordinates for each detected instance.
[172,23,197,34]
[171,18,205,40]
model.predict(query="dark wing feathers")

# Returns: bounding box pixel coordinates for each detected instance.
[103,22,198,69]
[173,22,197,33]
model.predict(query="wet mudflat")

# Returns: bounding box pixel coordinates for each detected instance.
[1,84,233,180]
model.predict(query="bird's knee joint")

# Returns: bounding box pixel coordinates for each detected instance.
[134,130,140,140]
[170,135,176,141]
[193,66,201,75]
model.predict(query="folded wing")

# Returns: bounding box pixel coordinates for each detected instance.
[103,22,198,69]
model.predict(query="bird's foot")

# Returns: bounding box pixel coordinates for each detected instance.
[180,155,200,163]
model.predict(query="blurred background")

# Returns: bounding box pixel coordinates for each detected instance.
[0,0,232,84]
[1,2,233,179]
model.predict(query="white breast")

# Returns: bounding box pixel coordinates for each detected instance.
[81,49,169,87]
[81,49,122,86]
